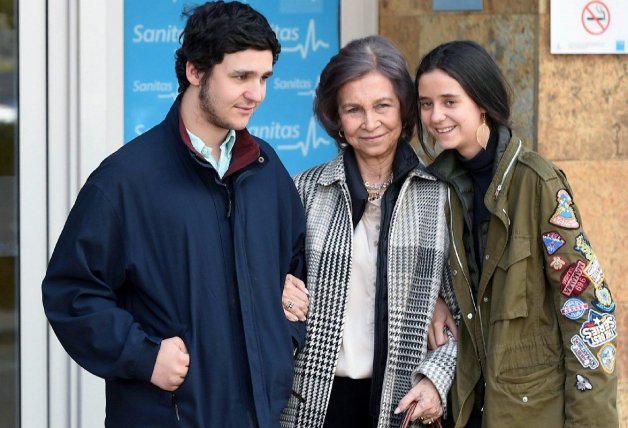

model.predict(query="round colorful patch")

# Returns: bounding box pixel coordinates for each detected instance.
[560,298,589,320]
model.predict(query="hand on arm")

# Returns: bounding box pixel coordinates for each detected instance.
[282,274,309,322]
[427,297,458,349]
[150,337,190,391]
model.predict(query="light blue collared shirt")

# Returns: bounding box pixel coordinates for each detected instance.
[187,128,236,178]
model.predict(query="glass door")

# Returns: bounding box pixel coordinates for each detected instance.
[0,0,18,427]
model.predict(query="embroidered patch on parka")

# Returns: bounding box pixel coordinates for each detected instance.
[584,256,604,287]
[550,255,567,271]
[570,335,599,369]
[592,283,615,313]
[549,189,580,229]
[560,260,590,296]
[542,231,566,255]
[597,343,616,374]
[575,374,593,391]
[579,310,617,348]
[561,298,589,320]
[573,233,594,261]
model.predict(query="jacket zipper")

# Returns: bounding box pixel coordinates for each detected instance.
[493,140,522,200]
[171,393,180,422]
[448,187,489,420]
[447,188,488,358]
[214,175,232,218]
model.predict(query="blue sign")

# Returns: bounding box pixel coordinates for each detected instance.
[432,0,482,11]
[124,0,340,175]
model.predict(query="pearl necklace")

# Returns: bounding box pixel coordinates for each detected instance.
[363,173,393,201]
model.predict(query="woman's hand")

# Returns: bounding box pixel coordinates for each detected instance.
[282,274,309,322]
[427,297,458,349]
[395,378,443,424]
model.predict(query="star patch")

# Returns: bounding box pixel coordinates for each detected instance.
[584,256,604,287]
[550,255,567,271]
[575,374,593,391]
[560,260,590,296]
[542,231,566,255]
[573,233,594,261]
[580,310,617,348]
[561,298,589,320]
[570,335,599,369]
[592,283,615,313]
[597,343,616,374]
[549,189,580,229]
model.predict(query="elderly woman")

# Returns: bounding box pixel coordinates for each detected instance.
[280,35,458,428]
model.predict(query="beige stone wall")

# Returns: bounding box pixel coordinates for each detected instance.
[380,0,627,423]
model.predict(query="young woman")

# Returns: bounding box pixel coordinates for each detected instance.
[416,40,617,427]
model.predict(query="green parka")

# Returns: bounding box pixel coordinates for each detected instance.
[429,128,618,427]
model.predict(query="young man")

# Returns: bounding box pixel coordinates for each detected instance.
[42,2,306,426]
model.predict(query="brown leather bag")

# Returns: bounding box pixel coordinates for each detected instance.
[401,401,443,428]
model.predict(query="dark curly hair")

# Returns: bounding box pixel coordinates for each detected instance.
[314,35,417,149]
[175,1,281,93]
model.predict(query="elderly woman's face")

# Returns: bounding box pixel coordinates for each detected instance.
[337,71,402,162]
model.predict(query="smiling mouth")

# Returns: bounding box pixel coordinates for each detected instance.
[361,133,386,140]
[434,125,455,134]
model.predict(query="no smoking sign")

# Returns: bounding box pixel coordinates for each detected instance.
[551,0,626,53]
[582,1,611,35]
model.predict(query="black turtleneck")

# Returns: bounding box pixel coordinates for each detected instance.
[457,131,498,273]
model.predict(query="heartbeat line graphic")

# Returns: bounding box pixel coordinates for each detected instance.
[277,117,330,156]
[297,89,316,97]
[297,76,320,97]
[283,19,330,59]
[158,92,178,100]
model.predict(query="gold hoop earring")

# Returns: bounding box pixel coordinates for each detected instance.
[476,113,490,150]
[338,129,344,139]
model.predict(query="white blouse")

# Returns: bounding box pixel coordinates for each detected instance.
[335,197,381,378]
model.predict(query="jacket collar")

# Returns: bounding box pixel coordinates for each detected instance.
[485,127,522,208]
[317,142,436,227]
[317,149,345,186]
[171,94,261,178]
[317,141,436,187]
[426,145,467,185]
[224,129,261,178]
[427,126,519,210]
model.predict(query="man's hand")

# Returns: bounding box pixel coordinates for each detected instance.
[282,274,309,322]
[151,336,189,391]
[427,297,458,349]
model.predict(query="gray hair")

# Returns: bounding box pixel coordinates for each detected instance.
[314,35,416,149]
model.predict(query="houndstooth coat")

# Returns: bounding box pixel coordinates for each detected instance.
[280,151,458,428]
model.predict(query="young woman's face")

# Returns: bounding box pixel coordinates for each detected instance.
[418,69,486,159]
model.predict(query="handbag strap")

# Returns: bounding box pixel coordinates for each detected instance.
[401,401,443,428]
[401,402,418,428]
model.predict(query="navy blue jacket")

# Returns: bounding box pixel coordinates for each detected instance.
[42,99,307,427]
